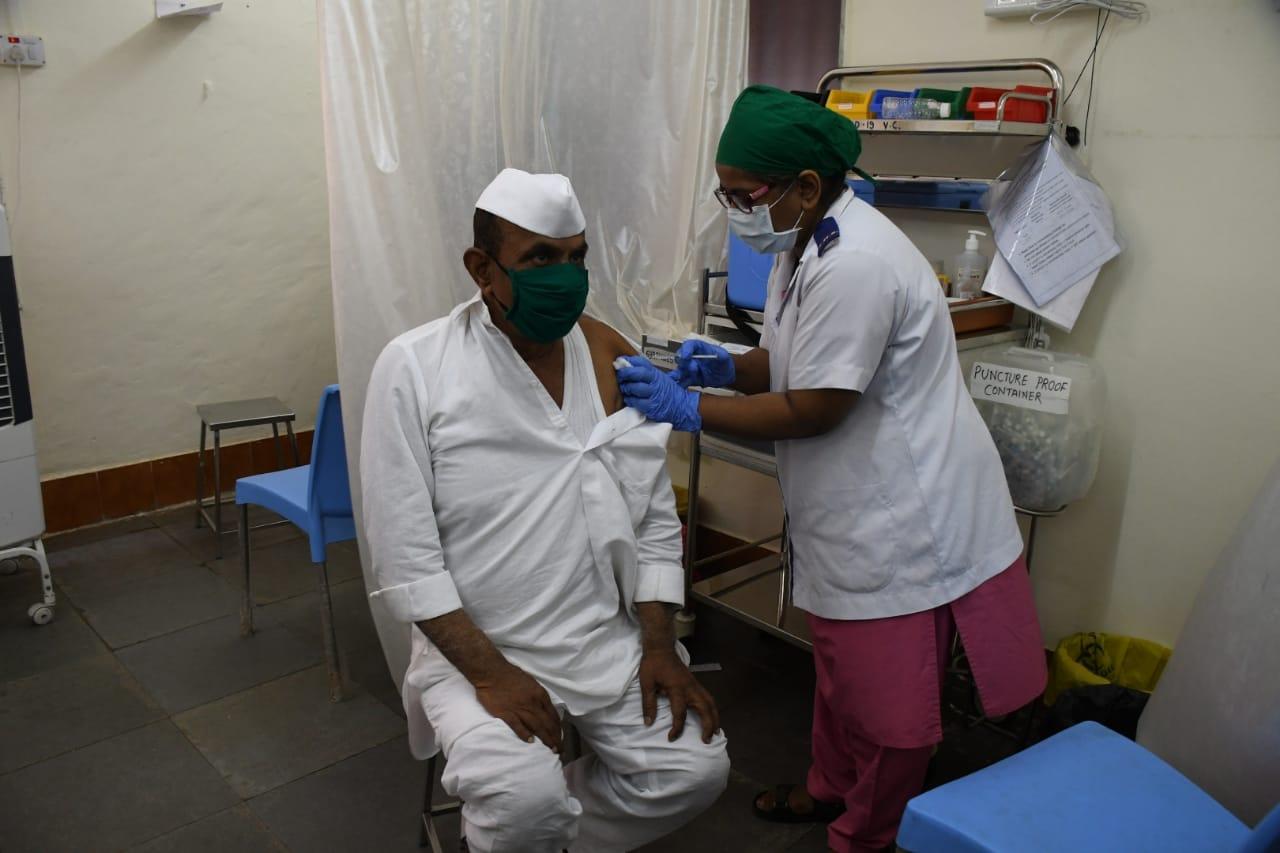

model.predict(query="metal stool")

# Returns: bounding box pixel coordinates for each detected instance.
[195,397,300,559]
[420,724,582,852]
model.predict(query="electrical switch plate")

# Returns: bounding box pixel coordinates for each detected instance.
[0,35,45,68]
[984,0,1040,18]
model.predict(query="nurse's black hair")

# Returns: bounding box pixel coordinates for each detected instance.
[762,171,849,210]
[473,209,503,258]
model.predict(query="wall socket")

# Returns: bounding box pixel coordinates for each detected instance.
[0,35,45,68]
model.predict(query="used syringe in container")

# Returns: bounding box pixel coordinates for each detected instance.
[968,346,1106,512]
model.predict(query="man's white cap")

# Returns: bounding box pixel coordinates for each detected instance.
[475,168,586,239]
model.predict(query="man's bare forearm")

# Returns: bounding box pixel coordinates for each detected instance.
[636,601,677,653]
[416,609,511,685]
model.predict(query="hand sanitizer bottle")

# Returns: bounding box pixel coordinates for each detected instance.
[953,229,989,299]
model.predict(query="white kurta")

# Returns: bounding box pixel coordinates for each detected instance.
[360,295,686,755]
[762,190,1023,621]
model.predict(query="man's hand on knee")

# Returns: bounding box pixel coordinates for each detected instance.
[472,663,564,754]
[638,648,722,744]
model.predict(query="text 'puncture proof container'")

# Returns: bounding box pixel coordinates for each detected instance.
[967,346,1106,512]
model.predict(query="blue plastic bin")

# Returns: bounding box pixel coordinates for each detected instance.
[869,88,913,119]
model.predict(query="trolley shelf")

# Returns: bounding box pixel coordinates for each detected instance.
[818,58,1064,182]
[851,118,1051,137]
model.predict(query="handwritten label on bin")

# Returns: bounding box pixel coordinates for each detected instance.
[970,362,1071,415]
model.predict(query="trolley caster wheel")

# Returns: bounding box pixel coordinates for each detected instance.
[28,603,54,626]
[0,558,20,576]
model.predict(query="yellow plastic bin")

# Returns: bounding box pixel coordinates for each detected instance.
[1044,632,1172,705]
[826,89,870,121]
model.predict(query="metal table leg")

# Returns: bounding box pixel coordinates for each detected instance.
[195,422,207,529]
[1025,515,1041,570]
[286,420,300,466]
[212,428,223,560]
[272,422,285,469]
[678,434,704,638]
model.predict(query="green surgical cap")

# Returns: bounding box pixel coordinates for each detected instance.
[716,84,871,181]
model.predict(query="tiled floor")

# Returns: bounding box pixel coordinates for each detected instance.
[0,509,1024,852]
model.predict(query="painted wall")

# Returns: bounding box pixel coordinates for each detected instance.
[0,0,335,476]
[694,0,1280,648]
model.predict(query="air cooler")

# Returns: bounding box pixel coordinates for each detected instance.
[0,201,55,624]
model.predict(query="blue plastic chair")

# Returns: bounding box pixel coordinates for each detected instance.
[235,384,355,703]
[899,458,1280,852]
[898,721,1280,852]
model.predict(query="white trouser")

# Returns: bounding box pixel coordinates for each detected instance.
[420,663,730,853]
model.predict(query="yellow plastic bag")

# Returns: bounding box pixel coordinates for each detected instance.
[1044,632,1172,705]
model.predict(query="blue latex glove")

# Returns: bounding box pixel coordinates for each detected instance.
[616,355,702,432]
[671,338,736,389]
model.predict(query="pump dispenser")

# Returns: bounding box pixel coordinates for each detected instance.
[953,229,989,299]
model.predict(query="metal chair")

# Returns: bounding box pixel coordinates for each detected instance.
[419,723,583,852]
[235,385,355,703]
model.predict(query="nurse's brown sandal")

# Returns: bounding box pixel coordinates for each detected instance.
[752,784,845,824]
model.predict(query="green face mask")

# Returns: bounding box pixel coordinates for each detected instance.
[495,262,590,343]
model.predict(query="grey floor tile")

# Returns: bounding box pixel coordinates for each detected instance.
[250,737,427,853]
[43,514,157,553]
[0,573,110,683]
[636,769,813,853]
[155,505,302,565]
[0,656,165,774]
[74,564,236,649]
[261,576,381,654]
[343,639,406,718]
[117,614,321,714]
[209,536,363,606]
[0,720,239,853]
[50,528,201,600]
[784,825,836,852]
[173,665,405,798]
[130,804,287,853]
[697,659,815,790]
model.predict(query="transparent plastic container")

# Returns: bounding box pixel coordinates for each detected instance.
[967,345,1106,512]
[879,97,952,120]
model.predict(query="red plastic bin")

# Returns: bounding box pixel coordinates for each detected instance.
[965,85,1054,123]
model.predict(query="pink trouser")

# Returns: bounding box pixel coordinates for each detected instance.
[805,559,1046,852]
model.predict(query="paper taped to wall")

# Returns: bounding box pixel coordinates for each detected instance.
[970,360,1073,415]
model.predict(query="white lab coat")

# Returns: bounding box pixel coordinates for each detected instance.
[360,295,686,755]
[762,190,1023,620]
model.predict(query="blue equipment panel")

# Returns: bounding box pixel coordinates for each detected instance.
[726,232,773,311]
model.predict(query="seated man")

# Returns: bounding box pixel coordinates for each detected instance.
[361,168,729,853]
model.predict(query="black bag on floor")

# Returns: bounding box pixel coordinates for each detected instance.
[1041,684,1150,740]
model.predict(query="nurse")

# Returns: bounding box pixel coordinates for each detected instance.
[616,86,1048,853]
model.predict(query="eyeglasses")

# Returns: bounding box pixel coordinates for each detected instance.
[713,182,774,214]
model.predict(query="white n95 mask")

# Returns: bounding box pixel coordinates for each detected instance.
[726,182,803,254]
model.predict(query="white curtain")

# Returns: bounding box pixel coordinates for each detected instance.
[318,0,748,682]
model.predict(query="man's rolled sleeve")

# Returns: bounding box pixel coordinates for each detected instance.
[789,251,899,393]
[632,465,686,608]
[361,342,461,623]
